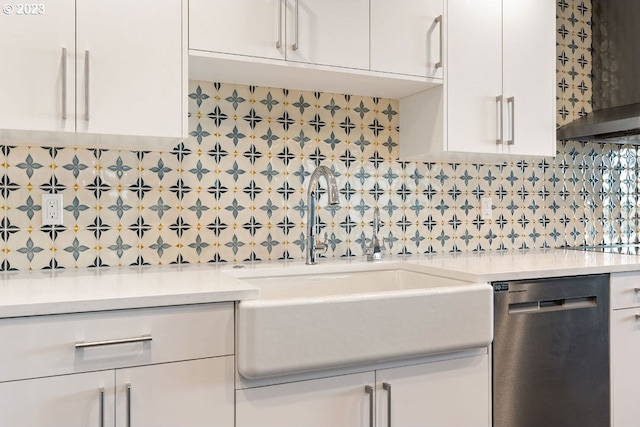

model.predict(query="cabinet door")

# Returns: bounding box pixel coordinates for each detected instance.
[237,371,375,427]
[0,0,75,133]
[285,0,369,70]
[115,356,234,427]
[446,0,502,155]
[371,0,443,78]
[611,309,640,427]
[502,0,555,157]
[376,355,490,427]
[189,0,284,61]
[0,371,114,427]
[76,0,183,138]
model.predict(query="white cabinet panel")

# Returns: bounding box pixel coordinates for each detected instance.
[286,0,369,70]
[189,0,283,61]
[0,371,115,427]
[502,0,555,156]
[116,357,234,427]
[0,0,75,133]
[611,308,640,426]
[376,355,490,427]
[76,0,183,138]
[445,0,503,155]
[400,0,555,160]
[371,0,444,78]
[236,371,376,427]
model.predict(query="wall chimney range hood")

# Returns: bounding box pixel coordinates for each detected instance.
[557,0,640,144]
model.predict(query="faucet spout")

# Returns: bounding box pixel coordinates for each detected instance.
[306,165,339,265]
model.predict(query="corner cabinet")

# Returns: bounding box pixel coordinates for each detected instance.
[610,272,640,427]
[0,0,186,144]
[400,0,556,160]
[0,303,234,427]
[236,353,490,427]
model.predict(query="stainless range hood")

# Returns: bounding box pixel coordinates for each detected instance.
[557,0,640,144]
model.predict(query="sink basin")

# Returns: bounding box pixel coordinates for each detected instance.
[234,267,493,380]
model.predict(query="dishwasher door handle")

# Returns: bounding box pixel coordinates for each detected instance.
[509,296,597,314]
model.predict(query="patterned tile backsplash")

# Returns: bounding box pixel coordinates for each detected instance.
[0,0,630,271]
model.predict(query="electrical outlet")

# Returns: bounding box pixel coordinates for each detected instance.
[42,194,63,225]
[481,197,492,220]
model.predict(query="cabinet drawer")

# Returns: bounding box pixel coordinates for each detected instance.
[0,303,233,382]
[611,272,640,310]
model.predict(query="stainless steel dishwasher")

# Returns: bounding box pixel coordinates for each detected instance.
[492,274,609,427]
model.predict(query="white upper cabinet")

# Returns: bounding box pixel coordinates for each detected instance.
[76,0,184,139]
[0,0,185,145]
[400,0,556,160]
[189,0,283,61]
[286,0,369,70]
[188,0,441,99]
[0,0,75,134]
[190,0,368,70]
[501,0,556,157]
[371,0,444,79]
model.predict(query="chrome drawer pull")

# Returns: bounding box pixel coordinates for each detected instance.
[365,385,374,427]
[75,334,152,349]
[127,383,132,427]
[383,382,392,427]
[434,15,443,69]
[99,387,105,427]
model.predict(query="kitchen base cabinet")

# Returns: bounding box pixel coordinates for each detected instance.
[116,357,235,427]
[0,371,115,427]
[236,371,376,427]
[236,353,490,427]
[376,354,490,427]
[611,272,640,427]
[0,302,234,427]
[0,357,233,427]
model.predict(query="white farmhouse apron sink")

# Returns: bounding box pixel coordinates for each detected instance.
[234,267,493,379]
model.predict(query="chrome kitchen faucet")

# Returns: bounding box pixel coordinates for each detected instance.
[306,165,339,265]
[364,206,385,261]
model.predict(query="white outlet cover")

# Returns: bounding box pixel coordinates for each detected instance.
[481,197,492,220]
[42,193,64,226]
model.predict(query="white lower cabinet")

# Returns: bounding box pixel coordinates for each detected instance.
[0,370,115,427]
[115,357,235,427]
[611,271,640,427]
[236,353,490,427]
[376,355,490,427]
[0,357,233,427]
[237,371,376,427]
[0,303,234,427]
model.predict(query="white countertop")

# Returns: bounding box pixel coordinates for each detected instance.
[2,249,640,318]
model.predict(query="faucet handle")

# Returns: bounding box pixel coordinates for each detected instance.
[315,232,329,254]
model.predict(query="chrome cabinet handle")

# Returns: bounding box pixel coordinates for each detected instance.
[507,96,515,145]
[496,95,504,145]
[75,334,152,349]
[365,385,374,427]
[383,382,392,427]
[276,0,282,48]
[85,50,90,121]
[126,383,132,427]
[434,15,443,69]
[99,387,105,427]
[61,48,67,121]
[292,0,299,51]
